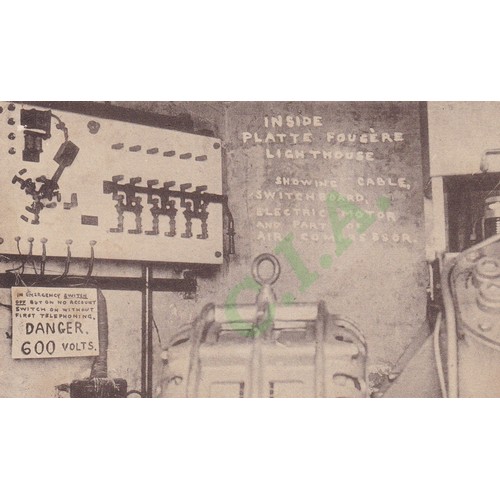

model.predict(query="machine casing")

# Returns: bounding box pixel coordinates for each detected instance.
[162,301,367,398]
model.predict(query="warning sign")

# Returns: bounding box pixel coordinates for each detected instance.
[11,287,99,359]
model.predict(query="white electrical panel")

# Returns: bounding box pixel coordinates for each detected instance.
[0,102,224,264]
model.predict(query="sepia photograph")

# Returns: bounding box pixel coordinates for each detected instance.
[0,100,498,398]
[3,3,500,500]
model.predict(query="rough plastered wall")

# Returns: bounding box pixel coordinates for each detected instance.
[0,101,428,397]
[222,102,429,389]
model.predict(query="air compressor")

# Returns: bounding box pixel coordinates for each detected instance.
[439,233,500,397]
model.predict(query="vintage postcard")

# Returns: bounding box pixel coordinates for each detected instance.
[0,101,498,398]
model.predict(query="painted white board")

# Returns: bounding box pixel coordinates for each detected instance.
[11,287,99,359]
[0,102,223,264]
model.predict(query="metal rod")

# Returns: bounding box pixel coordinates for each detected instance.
[314,301,326,398]
[147,269,153,398]
[142,265,154,398]
[141,269,147,396]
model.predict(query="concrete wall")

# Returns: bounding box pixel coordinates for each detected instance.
[223,102,428,387]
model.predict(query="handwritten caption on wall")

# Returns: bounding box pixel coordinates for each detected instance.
[11,287,99,359]
[241,114,404,162]
[241,114,415,246]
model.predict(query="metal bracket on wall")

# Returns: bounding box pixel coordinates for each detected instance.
[0,273,197,293]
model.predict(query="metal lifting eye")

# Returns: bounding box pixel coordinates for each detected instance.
[251,253,281,286]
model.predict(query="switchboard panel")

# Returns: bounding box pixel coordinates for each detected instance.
[0,102,224,264]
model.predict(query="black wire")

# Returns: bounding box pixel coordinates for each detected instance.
[51,244,72,282]
[50,112,69,142]
[7,240,27,275]
[224,199,236,256]
[30,259,38,275]
[84,244,95,286]
[152,316,164,350]
[6,264,25,274]
[27,241,38,276]
[61,247,71,277]
[0,303,12,310]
